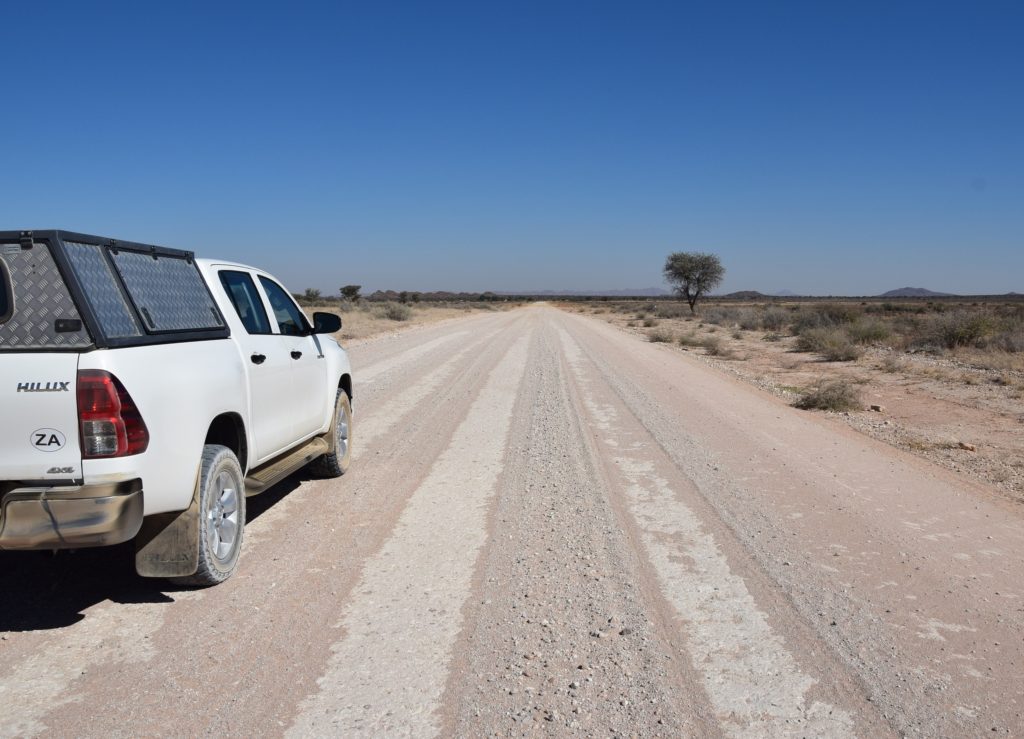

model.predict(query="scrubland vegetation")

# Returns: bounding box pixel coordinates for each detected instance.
[611,298,1024,370]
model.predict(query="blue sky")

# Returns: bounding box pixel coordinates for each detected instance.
[2,2,1021,295]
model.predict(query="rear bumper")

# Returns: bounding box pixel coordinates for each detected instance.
[0,479,143,550]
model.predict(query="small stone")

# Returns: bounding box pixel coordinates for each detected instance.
[619,627,633,636]
[958,442,977,452]
[870,404,885,412]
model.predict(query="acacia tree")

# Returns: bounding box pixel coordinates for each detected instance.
[339,284,362,303]
[663,251,725,314]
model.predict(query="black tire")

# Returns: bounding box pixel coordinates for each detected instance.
[171,444,245,587]
[311,389,352,478]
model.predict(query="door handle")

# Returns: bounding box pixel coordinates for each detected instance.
[251,353,266,365]
[291,350,303,360]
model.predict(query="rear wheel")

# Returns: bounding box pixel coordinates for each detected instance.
[311,389,351,477]
[171,444,245,586]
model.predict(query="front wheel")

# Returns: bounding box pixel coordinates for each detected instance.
[311,390,352,478]
[171,444,245,587]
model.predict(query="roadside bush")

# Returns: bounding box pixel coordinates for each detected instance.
[373,302,412,321]
[990,316,1024,353]
[647,328,673,343]
[736,309,760,331]
[795,328,863,361]
[642,317,658,327]
[678,331,701,347]
[992,328,1024,353]
[794,380,862,412]
[847,318,891,345]
[921,311,995,349]
[701,308,734,326]
[880,355,907,373]
[702,336,738,358]
[761,308,791,332]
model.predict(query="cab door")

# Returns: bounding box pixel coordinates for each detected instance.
[256,276,329,438]
[217,269,296,461]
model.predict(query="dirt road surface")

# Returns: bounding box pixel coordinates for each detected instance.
[2,306,1022,737]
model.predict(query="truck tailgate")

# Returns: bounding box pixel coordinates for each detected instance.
[0,355,82,481]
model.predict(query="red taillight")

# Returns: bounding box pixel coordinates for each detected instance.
[77,370,150,458]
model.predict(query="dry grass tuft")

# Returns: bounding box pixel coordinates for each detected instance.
[793,380,863,412]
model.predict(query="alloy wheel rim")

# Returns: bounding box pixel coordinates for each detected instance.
[206,471,239,562]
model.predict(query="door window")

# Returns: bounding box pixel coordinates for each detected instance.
[258,277,309,337]
[219,271,272,334]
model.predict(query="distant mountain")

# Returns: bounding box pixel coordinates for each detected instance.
[878,287,957,298]
[719,290,770,300]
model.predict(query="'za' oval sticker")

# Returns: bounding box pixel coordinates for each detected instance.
[31,428,66,452]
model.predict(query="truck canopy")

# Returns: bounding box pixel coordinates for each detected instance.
[0,230,230,352]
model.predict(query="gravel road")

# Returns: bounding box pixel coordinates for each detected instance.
[2,305,1022,737]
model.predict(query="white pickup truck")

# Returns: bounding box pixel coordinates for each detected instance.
[0,230,353,585]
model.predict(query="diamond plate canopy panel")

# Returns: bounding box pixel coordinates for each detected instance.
[64,242,142,339]
[111,250,224,332]
[0,242,92,349]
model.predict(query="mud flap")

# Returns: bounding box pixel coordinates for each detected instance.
[133,474,201,578]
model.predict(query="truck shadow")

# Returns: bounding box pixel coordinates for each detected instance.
[0,472,307,632]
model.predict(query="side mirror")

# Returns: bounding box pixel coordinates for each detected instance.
[312,311,342,334]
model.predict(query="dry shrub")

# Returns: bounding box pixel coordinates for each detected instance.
[761,308,791,332]
[643,317,658,327]
[920,311,996,349]
[647,328,674,343]
[736,309,760,331]
[991,321,1024,352]
[794,380,862,411]
[372,302,412,321]
[795,328,863,361]
[847,318,891,345]
[880,355,907,373]
[702,336,735,357]
[792,303,861,334]
[701,308,734,326]
[678,332,701,347]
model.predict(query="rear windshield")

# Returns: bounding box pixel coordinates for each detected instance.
[0,241,92,351]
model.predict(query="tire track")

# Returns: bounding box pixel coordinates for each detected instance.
[286,331,532,736]
[556,323,867,737]
[442,320,716,737]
